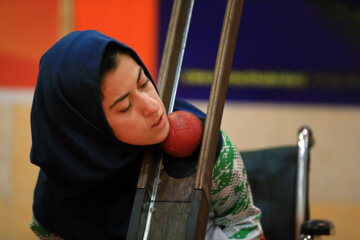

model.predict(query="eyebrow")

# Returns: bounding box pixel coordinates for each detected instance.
[137,67,143,83]
[109,67,143,109]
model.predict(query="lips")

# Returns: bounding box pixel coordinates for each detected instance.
[152,114,163,128]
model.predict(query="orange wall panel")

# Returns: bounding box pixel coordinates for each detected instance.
[0,0,59,87]
[75,0,159,79]
[0,0,159,87]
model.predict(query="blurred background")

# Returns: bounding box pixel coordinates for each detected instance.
[0,0,359,239]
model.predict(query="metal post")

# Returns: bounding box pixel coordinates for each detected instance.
[157,0,194,113]
[186,0,245,239]
[296,127,313,240]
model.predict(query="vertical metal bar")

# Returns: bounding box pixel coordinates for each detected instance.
[168,0,194,113]
[195,0,244,201]
[157,0,194,113]
[295,127,312,240]
[142,160,162,240]
[186,0,245,239]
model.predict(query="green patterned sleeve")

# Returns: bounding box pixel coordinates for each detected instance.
[209,131,263,240]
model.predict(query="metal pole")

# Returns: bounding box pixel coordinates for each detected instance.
[295,127,313,240]
[186,0,245,239]
[195,0,244,204]
[157,0,194,113]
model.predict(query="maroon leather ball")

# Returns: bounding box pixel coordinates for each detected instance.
[161,111,203,158]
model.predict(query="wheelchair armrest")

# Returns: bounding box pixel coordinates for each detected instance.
[301,219,334,236]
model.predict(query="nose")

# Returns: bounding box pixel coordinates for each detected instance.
[137,93,160,117]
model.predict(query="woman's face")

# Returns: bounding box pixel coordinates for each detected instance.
[101,54,169,145]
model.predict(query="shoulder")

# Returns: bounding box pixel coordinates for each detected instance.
[213,130,242,176]
[219,130,240,155]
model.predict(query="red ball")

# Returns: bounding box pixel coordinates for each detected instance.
[161,111,203,158]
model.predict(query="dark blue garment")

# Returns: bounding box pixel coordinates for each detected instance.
[31,30,221,239]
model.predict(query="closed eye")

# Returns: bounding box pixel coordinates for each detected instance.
[120,103,132,113]
[139,78,150,89]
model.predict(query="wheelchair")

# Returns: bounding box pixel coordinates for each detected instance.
[241,127,334,240]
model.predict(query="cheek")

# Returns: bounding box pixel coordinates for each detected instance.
[108,114,137,137]
[107,112,153,145]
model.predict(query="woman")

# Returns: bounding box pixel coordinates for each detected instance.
[30,30,263,239]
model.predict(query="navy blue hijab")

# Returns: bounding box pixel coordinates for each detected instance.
[31,30,218,239]
[31,30,161,239]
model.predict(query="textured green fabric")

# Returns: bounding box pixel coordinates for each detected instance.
[210,131,263,239]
